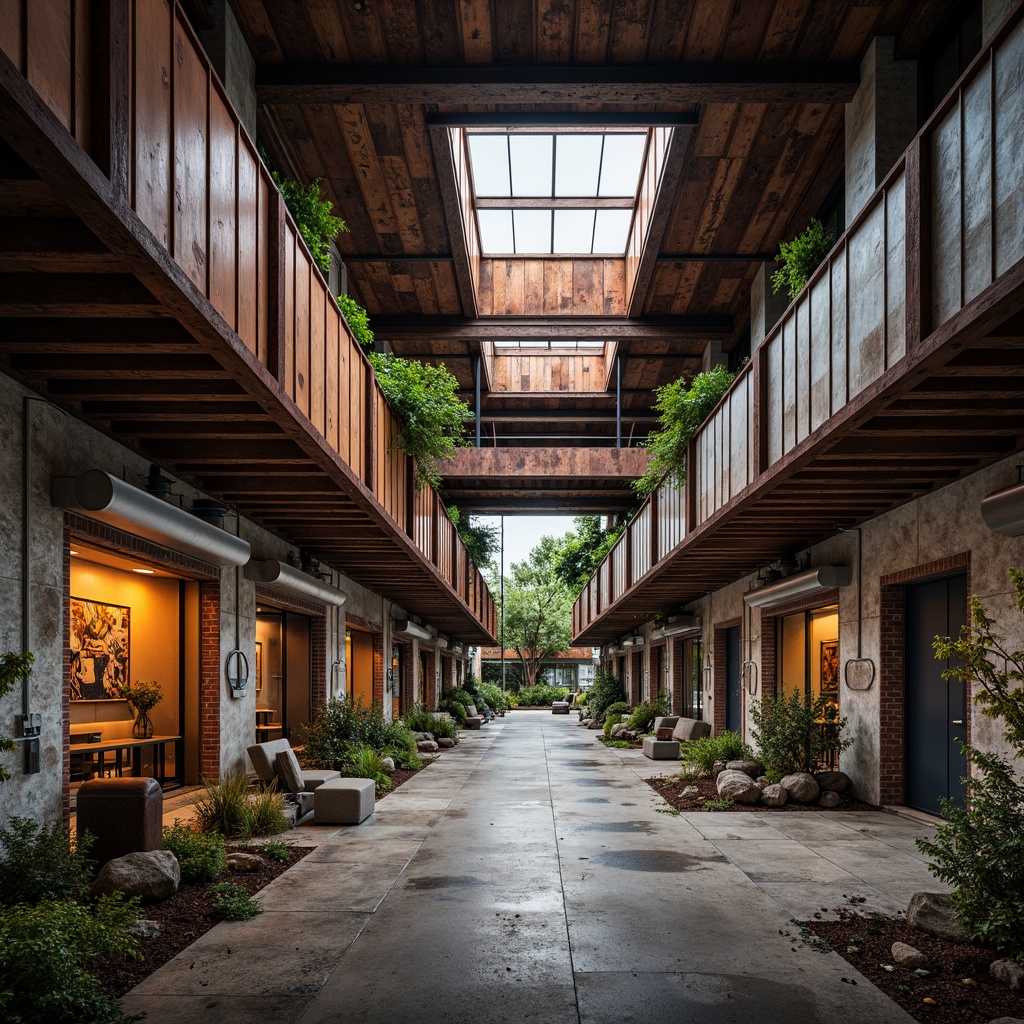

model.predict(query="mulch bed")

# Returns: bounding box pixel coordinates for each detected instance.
[646,775,881,812]
[97,845,312,998]
[796,907,1023,1024]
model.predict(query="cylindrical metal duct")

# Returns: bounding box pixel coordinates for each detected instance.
[252,559,347,606]
[743,565,852,609]
[393,619,433,641]
[981,480,1024,536]
[51,469,251,566]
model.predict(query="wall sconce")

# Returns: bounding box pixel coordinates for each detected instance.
[226,649,250,698]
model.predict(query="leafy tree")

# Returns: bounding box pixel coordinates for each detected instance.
[337,294,374,349]
[498,536,573,687]
[368,354,473,489]
[916,568,1024,962]
[750,689,851,781]
[272,174,348,275]
[633,366,735,499]
[771,217,836,300]
[551,516,624,595]
[447,508,500,571]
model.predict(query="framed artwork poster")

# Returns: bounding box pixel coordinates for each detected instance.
[820,639,840,695]
[70,599,130,700]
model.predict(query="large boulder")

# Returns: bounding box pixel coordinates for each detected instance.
[711,759,729,780]
[815,771,853,794]
[716,769,762,805]
[91,850,180,903]
[761,783,788,807]
[906,892,972,943]
[380,756,396,772]
[780,772,820,804]
[226,852,264,873]
[726,759,764,779]
[610,723,628,737]
[819,790,841,808]
[416,739,439,753]
[990,960,1024,991]
[437,737,456,749]
[587,720,603,730]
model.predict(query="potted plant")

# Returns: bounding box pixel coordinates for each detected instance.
[118,679,163,739]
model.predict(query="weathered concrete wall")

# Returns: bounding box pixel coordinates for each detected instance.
[199,0,257,139]
[0,370,439,820]
[750,262,789,349]
[846,38,917,224]
[985,0,1017,41]
[630,451,1024,807]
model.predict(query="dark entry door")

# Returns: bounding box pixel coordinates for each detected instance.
[905,574,968,815]
[725,626,741,732]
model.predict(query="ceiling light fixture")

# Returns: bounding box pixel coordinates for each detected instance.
[131,567,156,575]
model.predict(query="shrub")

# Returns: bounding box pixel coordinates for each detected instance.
[443,699,467,725]
[478,682,508,714]
[515,684,569,706]
[162,822,225,884]
[426,715,459,741]
[338,744,393,794]
[603,713,623,737]
[192,774,286,840]
[704,798,734,812]
[679,731,752,777]
[600,737,633,749]
[633,365,736,499]
[0,817,93,906]
[401,705,438,733]
[915,569,1024,962]
[273,173,347,275]
[604,701,630,719]
[771,217,836,301]
[304,697,392,770]
[750,690,850,780]
[627,701,657,733]
[381,720,418,755]
[0,893,140,1024]
[208,882,262,922]
[386,745,424,771]
[587,670,625,720]
[260,841,292,864]
[337,294,373,349]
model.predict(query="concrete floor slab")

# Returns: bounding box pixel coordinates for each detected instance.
[123,713,941,1024]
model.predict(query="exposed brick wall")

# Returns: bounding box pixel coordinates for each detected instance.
[372,633,385,707]
[200,582,221,781]
[879,553,970,805]
[671,637,683,715]
[61,523,72,817]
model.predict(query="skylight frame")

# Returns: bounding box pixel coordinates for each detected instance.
[466,129,650,257]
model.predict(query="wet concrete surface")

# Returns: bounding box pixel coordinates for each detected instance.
[122,712,942,1023]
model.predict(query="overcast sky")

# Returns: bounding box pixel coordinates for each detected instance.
[471,514,576,570]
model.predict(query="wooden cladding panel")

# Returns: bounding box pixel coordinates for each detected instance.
[612,536,627,596]
[209,89,238,328]
[489,354,606,393]
[694,368,752,525]
[656,478,686,560]
[6,0,93,148]
[765,172,906,468]
[631,504,652,583]
[932,21,1024,327]
[477,259,626,317]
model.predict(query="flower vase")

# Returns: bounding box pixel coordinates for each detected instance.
[132,709,154,739]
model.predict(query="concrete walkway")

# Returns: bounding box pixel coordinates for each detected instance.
[122,712,943,1023]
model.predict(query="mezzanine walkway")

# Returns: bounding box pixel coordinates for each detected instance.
[122,712,940,1023]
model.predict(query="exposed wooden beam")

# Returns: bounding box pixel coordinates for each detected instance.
[657,252,776,263]
[427,124,479,319]
[627,126,693,318]
[256,62,860,106]
[425,111,699,128]
[373,315,732,340]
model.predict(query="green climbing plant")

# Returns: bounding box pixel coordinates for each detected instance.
[771,217,836,301]
[337,294,374,349]
[272,173,348,275]
[632,365,736,499]
[367,354,473,489]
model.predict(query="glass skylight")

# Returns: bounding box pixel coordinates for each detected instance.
[466,131,648,256]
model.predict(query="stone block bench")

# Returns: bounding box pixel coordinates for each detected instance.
[247,738,341,823]
[642,715,712,760]
[463,703,484,729]
[314,777,375,824]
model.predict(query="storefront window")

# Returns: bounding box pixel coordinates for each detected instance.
[682,638,703,720]
[778,605,839,701]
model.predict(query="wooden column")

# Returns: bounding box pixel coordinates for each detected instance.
[905,135,931,356]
